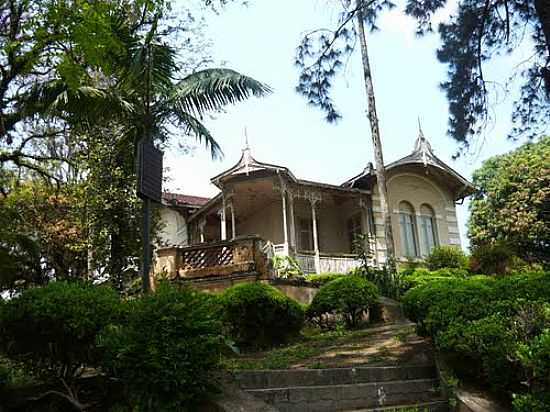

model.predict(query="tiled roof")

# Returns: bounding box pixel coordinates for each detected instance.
[162,192,211,207]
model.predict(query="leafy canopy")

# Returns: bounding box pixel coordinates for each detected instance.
[468,137,550,264]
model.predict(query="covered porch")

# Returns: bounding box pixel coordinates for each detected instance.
[187,169,377,274]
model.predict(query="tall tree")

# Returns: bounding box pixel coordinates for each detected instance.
[405,0,550,150]
[295,0,396,264]
[469,136,550,264]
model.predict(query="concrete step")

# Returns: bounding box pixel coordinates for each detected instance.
[245,378,443,412]
[347,399,449,411]
[230,365,437,390]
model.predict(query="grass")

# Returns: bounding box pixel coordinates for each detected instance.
[221,322,430,370]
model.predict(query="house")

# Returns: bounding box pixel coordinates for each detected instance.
[157,129,474,276]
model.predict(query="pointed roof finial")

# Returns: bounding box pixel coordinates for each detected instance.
[418,117,425,140]
[414,118,434,168]
[243,127,252,175]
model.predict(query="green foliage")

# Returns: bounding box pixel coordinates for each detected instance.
[403,271,550,400]
[307,275,379,329]
[513,393,550,412]
[0,282,120,384]
[436,315,520,393]
[425,245,468,270]
[400,267,470,294]
[0,181,88,285]
[304,272,345,287]
[272,255,304,278]
[469,241,516,275]
[219,282,304,348]
[99,283,224,411]
[469,138,550,265]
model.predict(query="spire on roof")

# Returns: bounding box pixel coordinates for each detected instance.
[414,118,434,167]
[243,127,252,175]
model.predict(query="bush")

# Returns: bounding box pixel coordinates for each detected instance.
[400,267,470,293]
[0,282,120,382]
[513,393,550,412]
[403,272,550,400]
[219,282,304,348]
[99,283,224,410]
[304,272,345,287]
[469,242,514,275]
[436,315,521,393]
[425,245,468,270]
[272,255,303,278]
[307,275,379,329]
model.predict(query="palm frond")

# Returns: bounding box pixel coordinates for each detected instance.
[169,106,223,159]
[171,68,271,118]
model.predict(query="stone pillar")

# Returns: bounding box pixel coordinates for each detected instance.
[310,199,320,274]
[281,190,289,254]
[230,203,236,240]
[220,197,227,241]
[289,192,296,249]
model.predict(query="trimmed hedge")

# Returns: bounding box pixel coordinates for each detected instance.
[307,275,379,329]
[425,245,469,270]
[304,272,345,287]
[99,283,224,410]
[219,282,304,348]
[0,281,121,381]
[402,271,550,406]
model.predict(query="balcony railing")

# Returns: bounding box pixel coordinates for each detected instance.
[155,236,267,280]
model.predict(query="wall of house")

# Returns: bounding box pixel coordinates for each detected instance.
[158,207,189,247]
[238,199,285,244]
[371,169,461,263]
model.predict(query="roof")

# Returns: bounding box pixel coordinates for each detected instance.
[162,192,211,208]
[210,143,297,188]
[342,130,475,200]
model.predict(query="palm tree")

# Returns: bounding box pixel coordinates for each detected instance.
[117,13,271,291]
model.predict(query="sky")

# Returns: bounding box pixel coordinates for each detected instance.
[164,0,536,250]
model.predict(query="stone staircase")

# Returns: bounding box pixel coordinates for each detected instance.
[229,364,448,412]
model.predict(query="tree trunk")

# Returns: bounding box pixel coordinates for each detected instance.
[355,0,396,265]
[535,0,550,60]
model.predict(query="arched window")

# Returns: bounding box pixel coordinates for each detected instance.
[399,201,418,257]
[418,204,438,256]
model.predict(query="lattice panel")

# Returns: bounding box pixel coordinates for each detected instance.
[180,245,234,270]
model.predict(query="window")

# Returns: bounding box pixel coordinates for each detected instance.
[298,218,313,251]
[399,201,418,257]
[347,213,363,252]
[418,204,438,256]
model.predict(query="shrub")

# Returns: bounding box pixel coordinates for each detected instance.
[219,282,304,348]
[403,272,550,401]
[400,267,470,293]
[0,282,120,407]
[307,275,379,329]
[425,245,468,270]
[513,393,550,412]
[304,272,345,287]
[0,282,120,380]
[469,242,514,275]
[436,315,521,393]
[99,283,224,410]
[272,255,303,278]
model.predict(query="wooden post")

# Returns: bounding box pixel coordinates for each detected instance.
[311,199,320,274]
[230,203,236,240]
[289,193,296,249]
[281,190,289,255]
[199,219,206,243]
[220,197,227,241]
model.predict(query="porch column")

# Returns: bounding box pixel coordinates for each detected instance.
[310,199,321,274]
[220,197,227,241]
[289,193,296,249]
[230,203,236,240]
[199,219,206,243]
[281,190,289,254]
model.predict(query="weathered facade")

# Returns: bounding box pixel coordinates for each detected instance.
[156,131,474,277]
